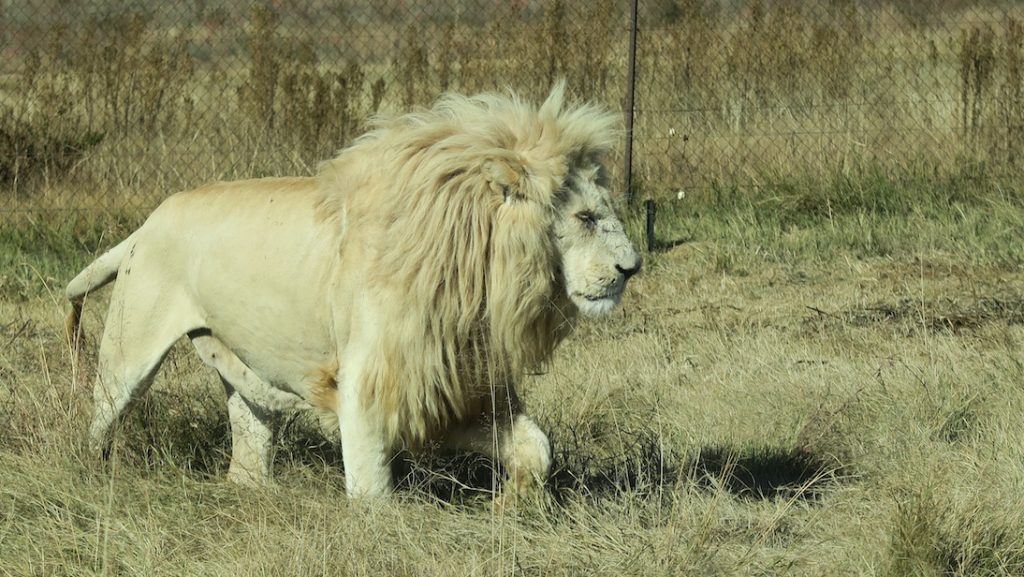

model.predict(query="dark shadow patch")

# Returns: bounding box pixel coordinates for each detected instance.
[275,414,345,471]
[547,430,680,504]
[110,395,842,506]
[382,427,685,506]
[115,389,232,478]
[392,432,683,507]
[115,391,345,480]
[689,445,841,501]
[393,451,501,504]
[393,431,847,507]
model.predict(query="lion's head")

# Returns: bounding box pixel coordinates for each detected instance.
[318,82,640,443]
[552,164,641,317]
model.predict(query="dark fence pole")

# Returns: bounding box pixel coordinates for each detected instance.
[623,0,639,205]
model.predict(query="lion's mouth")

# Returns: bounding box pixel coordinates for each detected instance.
[571,289,624,318]
[577,287,623,303]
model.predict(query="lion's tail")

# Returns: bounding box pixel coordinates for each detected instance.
[65,232,136,350]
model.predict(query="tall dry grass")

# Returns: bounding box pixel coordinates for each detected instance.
[3,1,1024,215]
[3,2,1024,574]
[4,213,1024,574]
[0,0,624,214]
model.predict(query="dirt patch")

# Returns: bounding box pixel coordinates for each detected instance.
[807,294,1024,333]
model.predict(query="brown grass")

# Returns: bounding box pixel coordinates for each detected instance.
[4,225,1024,574]
[3,2,1024,575]
[4,1,1024,211]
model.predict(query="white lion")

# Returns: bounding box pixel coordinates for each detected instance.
[65,83,641,497]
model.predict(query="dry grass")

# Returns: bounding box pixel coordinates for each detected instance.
[4,1,1024,575]
[3,192,1024,575]
[4,2,1024,209]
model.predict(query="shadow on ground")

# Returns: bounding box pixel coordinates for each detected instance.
[688,445,842,501]
[391,432,847,506]
[113,402,846,505]
[548,436,843,504]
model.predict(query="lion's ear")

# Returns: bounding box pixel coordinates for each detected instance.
[484,158,525,203]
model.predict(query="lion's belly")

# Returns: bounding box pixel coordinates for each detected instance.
[203,295,335,392]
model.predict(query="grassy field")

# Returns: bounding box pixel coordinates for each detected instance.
[4,1,1024,575]
[3,170,1024,575]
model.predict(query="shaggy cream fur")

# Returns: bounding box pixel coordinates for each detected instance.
[66,83,641,497]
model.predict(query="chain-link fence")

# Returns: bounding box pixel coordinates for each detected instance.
[1,1,1023,218]
[634,0,1024,207]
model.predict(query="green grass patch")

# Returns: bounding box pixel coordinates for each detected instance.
[0,210,143,300]
[637,166,1024,271]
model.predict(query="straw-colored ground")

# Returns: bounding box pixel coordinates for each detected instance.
[3,184,1024,575]
[4,2,1024,575]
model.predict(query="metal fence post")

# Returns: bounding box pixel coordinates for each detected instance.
[623,0,639,205]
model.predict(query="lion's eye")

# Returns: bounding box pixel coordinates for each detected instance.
[576,211,598,227]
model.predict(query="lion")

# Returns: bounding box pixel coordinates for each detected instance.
[65,83,641,497]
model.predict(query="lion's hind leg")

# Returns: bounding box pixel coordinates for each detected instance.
[90,342,173,454]
[222,383,276,485]
[189,332,307,485]
[90,290,202,454]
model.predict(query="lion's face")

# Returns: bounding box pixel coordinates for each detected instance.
[553,166,641,317]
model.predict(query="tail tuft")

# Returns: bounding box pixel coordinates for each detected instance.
[66,300,83,354]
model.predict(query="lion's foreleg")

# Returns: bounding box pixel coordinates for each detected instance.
[502,414,553,493]
[444,412,552,496]
[337,358,394,497]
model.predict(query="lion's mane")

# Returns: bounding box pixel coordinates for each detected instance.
[317,84,619,446]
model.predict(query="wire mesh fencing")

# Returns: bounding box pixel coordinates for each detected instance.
[1,1,1022,219]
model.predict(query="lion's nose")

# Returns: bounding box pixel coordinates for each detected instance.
[615,255,642,280]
